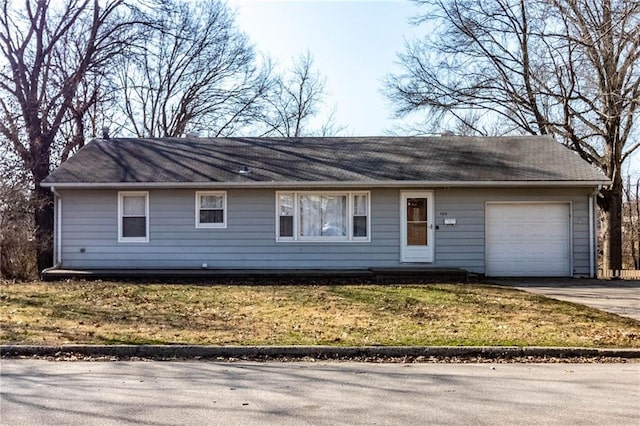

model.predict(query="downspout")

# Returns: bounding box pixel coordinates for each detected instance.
[588,186,601,278]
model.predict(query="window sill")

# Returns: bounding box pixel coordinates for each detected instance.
[117,238,149,243]
[196,223,227,229]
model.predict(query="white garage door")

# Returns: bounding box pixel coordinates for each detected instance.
[486,203,571,277]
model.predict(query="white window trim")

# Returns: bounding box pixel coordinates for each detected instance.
[350,192,370,241]
[118,191,149,243]
[276,191,296,241]
[276,191,371,242]
[195,190,227,229]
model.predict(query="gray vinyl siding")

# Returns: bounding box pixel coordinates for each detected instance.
[58,187,593,275]
[432,188,591,275]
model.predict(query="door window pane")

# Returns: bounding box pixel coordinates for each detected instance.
[407,198,427,222]
[406,197,428,246]
[407,223,428,245]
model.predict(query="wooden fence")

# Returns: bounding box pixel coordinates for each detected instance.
[598,269,640,279]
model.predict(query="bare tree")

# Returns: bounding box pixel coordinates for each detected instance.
[316,105,347,137]
[260,52,343,137]
[386,0,640,270]
[114,0,271,138]
[56,71,117,162]
[0,0,134,270]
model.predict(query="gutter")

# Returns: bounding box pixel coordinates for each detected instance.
[40,180,612,189]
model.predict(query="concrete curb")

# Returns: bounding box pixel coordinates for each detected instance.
[2,345,639,360]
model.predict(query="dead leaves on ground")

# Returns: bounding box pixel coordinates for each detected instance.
[1,281,638,347]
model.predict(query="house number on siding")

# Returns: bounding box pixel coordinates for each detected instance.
[439,211,448,216]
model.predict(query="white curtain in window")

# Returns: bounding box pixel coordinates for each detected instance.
[123,196,145,216]
[200,195,223,209]
[353,194,367,215]
[279,194,294,216]
[299,195,347,237]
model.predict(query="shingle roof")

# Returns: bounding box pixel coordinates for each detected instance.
[42,136,609,186]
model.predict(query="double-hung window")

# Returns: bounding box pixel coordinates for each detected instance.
[352,194,368,237]
[118,191,149,243]
[276,191,370,241]
[278,193,294,237]
[196,191,227,228]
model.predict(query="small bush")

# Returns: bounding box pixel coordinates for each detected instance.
[0,177,38,280]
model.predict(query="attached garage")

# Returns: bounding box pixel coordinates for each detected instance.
[485,202,572,277]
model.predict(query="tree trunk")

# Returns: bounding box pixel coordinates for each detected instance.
[634,183,640,269]
[600,210,609,272]
[607,173,624,271]
[34,192,54,272]
[32,153,54,272]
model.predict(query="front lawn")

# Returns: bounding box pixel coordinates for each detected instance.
[1,281,638,347]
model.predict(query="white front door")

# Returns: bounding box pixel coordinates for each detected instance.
[401,191,434,262]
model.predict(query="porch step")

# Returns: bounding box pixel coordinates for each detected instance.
[42,267,469,283]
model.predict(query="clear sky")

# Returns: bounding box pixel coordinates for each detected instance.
[227,0,423,136]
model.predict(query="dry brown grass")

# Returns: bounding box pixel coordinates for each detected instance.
[1,280,638,347]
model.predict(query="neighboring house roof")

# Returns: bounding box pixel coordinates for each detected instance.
[42,136,610,188]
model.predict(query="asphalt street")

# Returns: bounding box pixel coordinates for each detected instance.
[1,360,638,425]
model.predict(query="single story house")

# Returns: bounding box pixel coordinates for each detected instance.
[41,136,609,277]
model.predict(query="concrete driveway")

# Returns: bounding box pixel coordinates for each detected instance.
[2,360,639,425]
[490,279,640,321]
